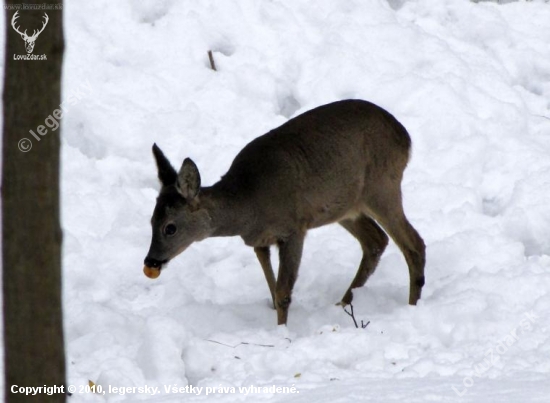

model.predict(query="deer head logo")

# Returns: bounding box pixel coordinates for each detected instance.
[11,11,49,54]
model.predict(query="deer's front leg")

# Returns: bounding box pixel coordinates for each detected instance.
[254,246,276,309]
[276,232,305,325]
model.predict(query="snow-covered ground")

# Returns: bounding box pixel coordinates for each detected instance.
[4,0,550,401]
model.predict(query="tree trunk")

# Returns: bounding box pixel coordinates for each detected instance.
[2,2,65,402]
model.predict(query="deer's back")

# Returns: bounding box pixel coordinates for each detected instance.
[216,100,411,232]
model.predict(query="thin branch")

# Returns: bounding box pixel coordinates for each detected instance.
[207,50,217,71]
[343,303,370,329]
[206,339,275,348]
[206,337,292,349]
[343,304,359,328]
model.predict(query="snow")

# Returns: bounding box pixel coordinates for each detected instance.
[3,0,550,401]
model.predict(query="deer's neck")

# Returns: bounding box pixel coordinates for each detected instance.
[200,185,254,238]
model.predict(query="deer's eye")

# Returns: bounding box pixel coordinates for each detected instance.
[164,223,177,236]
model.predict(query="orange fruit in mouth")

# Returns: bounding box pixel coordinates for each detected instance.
[143,266,161,279]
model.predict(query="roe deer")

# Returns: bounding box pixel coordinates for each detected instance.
[143,99,426,325]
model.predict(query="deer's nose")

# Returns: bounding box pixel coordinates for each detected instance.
[144,257,166,268]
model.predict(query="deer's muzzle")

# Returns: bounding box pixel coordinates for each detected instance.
[144,256,166,268]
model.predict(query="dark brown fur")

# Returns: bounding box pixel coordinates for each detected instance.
[145,100,426,325]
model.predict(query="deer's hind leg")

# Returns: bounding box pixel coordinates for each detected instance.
[363,182,426,305]
[339,215,389,305]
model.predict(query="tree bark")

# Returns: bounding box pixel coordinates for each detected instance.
[2,2,65,402]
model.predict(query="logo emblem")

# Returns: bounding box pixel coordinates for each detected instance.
[11,11,49,54]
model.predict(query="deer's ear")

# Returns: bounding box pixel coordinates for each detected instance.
[152,144,177,187]
[176,158,201,200]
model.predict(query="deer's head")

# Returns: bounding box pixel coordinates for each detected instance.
[11,11,49,54]
[143,144,212,279]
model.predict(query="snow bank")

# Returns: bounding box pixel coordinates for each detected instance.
[3,0,550,401]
